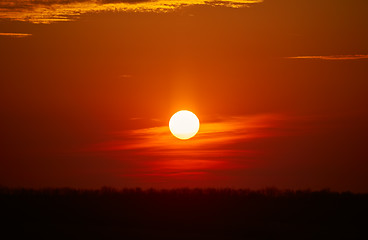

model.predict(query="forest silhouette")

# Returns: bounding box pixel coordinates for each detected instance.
[1,187,367,239]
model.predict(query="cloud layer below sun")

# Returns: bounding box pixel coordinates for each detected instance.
[0,0,262,23]
[88,114,314,180]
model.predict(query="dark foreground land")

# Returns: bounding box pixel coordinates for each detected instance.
[1,187,367,239]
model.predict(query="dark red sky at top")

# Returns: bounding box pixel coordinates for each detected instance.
[0,0,368,191]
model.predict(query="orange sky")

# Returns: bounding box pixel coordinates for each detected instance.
[1,0,368,191]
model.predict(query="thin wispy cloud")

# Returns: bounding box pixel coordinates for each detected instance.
[287,55,368,60]
[0,0,263,23]
[93,114,287,152]
[0,32,32,37]
[89,114,307,177]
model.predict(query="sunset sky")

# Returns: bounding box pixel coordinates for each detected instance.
[1,0,367,192]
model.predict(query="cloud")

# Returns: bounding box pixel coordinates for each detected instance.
[88,114,306,177]
[119,74,133,79]
[287,55,368,60]
[0,32,32,37]
[0,0,263,23]
[93,114,287,151]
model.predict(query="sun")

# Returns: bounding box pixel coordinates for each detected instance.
[169,110,200,140]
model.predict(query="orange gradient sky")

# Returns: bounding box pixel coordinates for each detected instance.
[1,0,368,191]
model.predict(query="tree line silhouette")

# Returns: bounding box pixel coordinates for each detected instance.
[1,187,367,239]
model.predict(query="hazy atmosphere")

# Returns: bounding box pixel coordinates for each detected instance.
[1,0,368,192]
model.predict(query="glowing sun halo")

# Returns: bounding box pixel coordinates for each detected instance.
[169,110,200,140]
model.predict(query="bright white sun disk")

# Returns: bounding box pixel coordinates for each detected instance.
[169,110,200,140]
